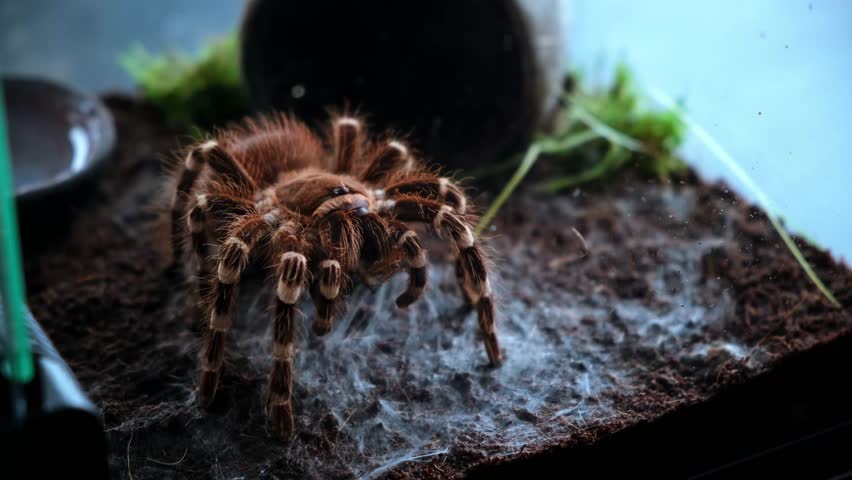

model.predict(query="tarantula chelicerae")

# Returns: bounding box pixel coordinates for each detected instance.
[169,113,501,437]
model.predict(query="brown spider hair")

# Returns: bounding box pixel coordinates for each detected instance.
[168,112,501,438]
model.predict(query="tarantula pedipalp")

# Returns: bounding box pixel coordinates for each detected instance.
[169,113,501,438]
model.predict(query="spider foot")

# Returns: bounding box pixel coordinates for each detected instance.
[477,297,503,367]
[395,290,420,308]
[197,370,219,407]
[269,402,295,439]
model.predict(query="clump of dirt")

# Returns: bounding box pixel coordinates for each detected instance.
[24,97,851,479]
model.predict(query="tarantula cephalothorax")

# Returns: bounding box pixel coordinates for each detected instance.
[168,113,502,437]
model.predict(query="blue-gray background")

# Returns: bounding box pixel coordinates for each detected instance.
[2,0,850,262]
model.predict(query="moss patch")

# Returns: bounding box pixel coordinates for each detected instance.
[119,34,248,129]
[475,63,687,234]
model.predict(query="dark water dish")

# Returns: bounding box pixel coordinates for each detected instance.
[3,76,115,207]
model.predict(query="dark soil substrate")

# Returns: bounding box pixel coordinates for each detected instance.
[22,97,852,479]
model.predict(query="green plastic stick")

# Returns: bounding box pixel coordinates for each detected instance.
[0,79,35,383]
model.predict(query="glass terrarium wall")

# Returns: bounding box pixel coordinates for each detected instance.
[2,0,849,260]
[0,0,242,92]
[565,0,852,262]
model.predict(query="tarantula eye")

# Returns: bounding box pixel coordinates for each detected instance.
[331,186,350,196]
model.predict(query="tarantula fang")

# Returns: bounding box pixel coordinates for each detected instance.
[168,113,502,438]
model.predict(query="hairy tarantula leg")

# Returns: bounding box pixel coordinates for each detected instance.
[388,220,428,308]
[186,194,209,271]
[332,116,364,173]
[185,195,213,330]
[357,211,391,285]
[384,176,468,214]
[455,258,474,308]
[360,140,414,184]
[311,210,363,335]
[170,141,214,266]
[192,193,255,279]
[184,194,255,332]
[197,213,270,404]
[170,140,256,266]
[387,197,502,366]
[267,222,309,438]
[203,141,256,191]
[311,260,343,336]
[456,244,501,365]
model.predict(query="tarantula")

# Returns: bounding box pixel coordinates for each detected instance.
[168,113,501,437]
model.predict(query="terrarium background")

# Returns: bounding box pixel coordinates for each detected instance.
[1,0,850,262]
[2,1,852,478]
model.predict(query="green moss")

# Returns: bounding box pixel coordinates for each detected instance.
[119,33,249,129]
[538,64,687,191]
[476,63,688,234]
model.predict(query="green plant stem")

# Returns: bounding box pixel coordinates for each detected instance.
[569,99,644,152]
[537,129,600,154]
[648,87,840,308]
[769,215,840,306]
[538,144,627,192]
[466,154,526,179]
[469,129,600,180]
[475,142,542,236]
